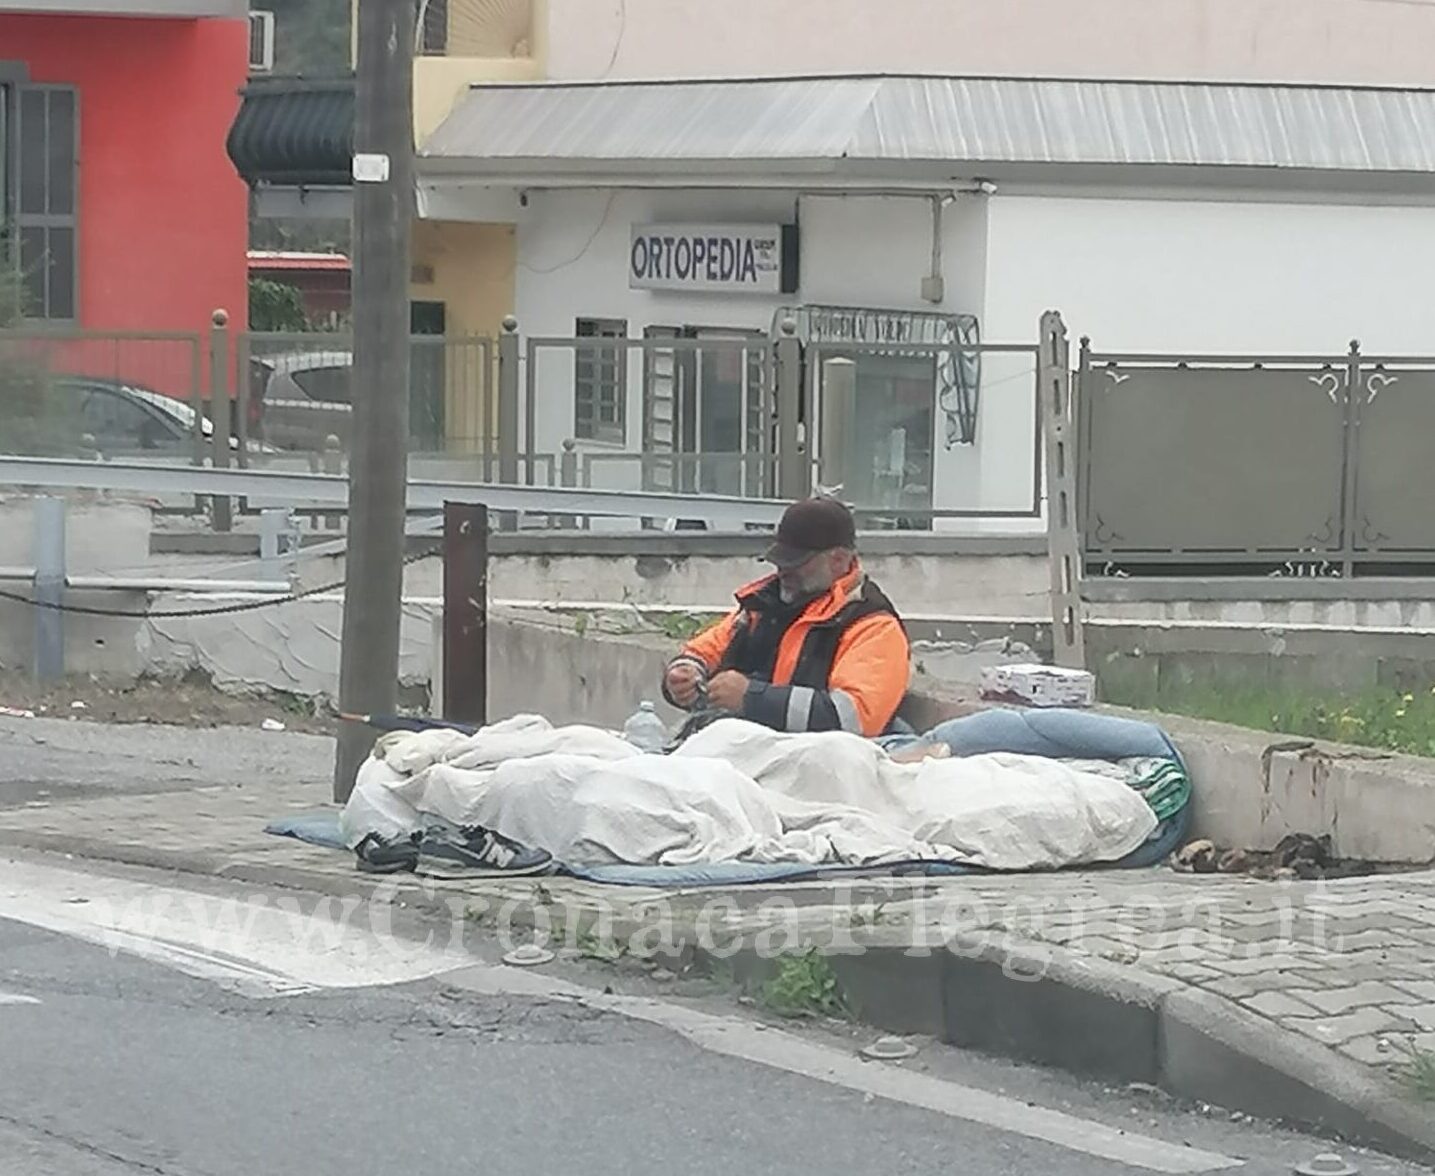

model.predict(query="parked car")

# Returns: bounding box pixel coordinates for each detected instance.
[246,344,446,451]
[14,376,265,461]
[248,350,353,451]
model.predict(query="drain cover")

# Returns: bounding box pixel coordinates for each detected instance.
[503,945,556,968]
[1294,1155,1358,1176]
[860,1036,917,1061]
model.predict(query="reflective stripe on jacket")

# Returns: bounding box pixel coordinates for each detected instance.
[662,562,910,738]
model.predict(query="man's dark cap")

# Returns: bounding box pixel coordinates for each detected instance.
[762,497,857,569]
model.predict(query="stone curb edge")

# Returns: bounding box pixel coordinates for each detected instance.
[4,830,1430,1161]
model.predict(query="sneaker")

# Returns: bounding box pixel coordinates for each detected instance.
[421,824,553,876]
[354,831,421,874]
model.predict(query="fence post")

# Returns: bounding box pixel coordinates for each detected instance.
[817,356,856,495]
[323,435,343,531]
[32,496,65,683]
[558,439,577,529]
[234,328,251,470]
[442,500,488,725]
[259,508,298,585]
[1040,311,1085,669]
[189,334,206,468]
[497,316,520,485]
[208,309,233,533]
[775,317,808,501]
[496,316,520,530]
[1340,338,1362,579]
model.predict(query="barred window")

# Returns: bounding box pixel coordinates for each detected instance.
[4,84,79,321]
[574,317,627,443]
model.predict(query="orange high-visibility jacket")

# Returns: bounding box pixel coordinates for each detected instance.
[663,562,910,737]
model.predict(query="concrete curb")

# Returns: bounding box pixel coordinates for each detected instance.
[808,930,1435,1162]
[5,829,1432,1161]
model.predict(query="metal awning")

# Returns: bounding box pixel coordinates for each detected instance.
[227,76,355,189]
[420,74,1435,191]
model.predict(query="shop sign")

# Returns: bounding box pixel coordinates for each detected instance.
[629,224,795,294]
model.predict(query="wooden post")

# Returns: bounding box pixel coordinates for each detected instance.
[442,500,488,725]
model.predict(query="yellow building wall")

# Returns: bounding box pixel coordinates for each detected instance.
[346,2,545,449]
[413,55,541,143]
[410,220,516,451]
[347,0,549,142]
[412,0,549,143]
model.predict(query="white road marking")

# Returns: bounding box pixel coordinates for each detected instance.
[0,857,1241,1172]
[0,992,41,1005]
[0,857,465,998]
[444,965,1242,1175]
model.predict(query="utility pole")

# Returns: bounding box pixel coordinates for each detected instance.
[334,0,415,801]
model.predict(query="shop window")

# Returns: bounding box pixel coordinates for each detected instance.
[574,317,627,443]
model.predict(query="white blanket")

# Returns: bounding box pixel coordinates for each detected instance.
[340,716,1158,871]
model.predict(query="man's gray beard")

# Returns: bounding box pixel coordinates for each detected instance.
[779,581,826,605]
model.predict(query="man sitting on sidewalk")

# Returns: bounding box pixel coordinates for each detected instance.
[661,496,911,738]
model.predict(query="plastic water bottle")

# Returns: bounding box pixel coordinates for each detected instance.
[623,701,668,752]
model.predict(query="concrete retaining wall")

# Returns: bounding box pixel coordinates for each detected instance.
[9,567,1434,862]
[1089,622,1435,703]
[1144,711,1435,863]
[4,496,1435,860]
[11,495,1435,686]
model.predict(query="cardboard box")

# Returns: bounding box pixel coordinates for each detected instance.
[980,663,1096,709]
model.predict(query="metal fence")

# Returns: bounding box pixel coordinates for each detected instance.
[512,324,1041,528]
[0,323,496,465]
[1076,340,1435,576]
[0,327,205,462]
[237,330,495,468]
[0,312,1043,531]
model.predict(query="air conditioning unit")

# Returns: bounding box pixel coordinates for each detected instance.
[249,10,276,73]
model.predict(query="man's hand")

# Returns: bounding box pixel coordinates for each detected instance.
[706,670,750,713]
[664,662,705,709]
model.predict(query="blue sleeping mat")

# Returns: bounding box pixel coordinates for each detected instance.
[266,708,1191,885]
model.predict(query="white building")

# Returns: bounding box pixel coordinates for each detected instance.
[541,0,1435,91]
[417,73,1435,524]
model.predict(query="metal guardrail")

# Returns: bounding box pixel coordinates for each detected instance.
[0,456,792,528]
[0,566,289,594]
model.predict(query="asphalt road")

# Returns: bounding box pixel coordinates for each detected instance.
[0,915,1146,1176]
[0,882,1430,1176]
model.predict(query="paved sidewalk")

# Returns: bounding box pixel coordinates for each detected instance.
[2,714,1433,1155]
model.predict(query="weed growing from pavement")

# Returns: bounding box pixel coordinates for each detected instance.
[1397,1042,1435,1102]
[761,951,852,1020]
[656,612,714,642]
[703,956,738,990]
[846,900,894,931]
[575,930,625,963]
[1102,678,1435,758]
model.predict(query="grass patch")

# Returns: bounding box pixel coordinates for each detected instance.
[1397,1042,1435,1102]
[655,612,716,642]
[761,950,852,1020]
[1102,679,1435,758]
[574,930,625,964]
